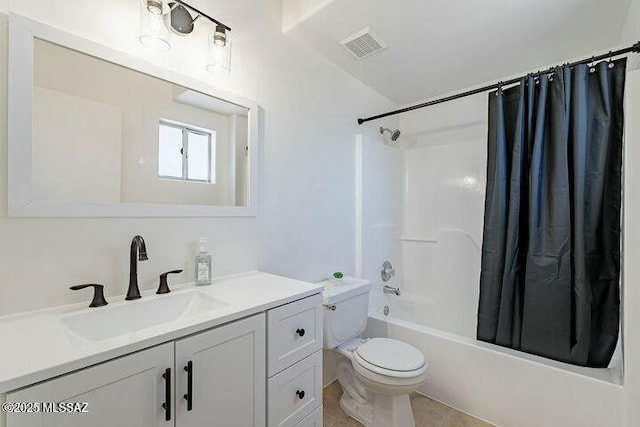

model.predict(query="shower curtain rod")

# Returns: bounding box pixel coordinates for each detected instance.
[357,41,640,125]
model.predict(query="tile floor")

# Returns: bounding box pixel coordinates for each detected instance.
[322,381,494,427]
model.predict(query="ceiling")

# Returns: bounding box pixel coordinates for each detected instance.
[283,0,633,105]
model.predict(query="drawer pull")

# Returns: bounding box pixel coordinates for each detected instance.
[296,390,305,400]
[296,328,306,337]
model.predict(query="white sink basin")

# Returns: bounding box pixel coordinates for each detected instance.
[62,291,229,342]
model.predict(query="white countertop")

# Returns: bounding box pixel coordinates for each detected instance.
[0,271,323,394]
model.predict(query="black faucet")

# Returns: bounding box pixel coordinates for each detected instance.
[126,235,148,300]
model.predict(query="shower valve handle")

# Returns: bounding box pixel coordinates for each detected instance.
[381,261,395,282]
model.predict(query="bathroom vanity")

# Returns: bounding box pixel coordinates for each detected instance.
[0,272,323,427]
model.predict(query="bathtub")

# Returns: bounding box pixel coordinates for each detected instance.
[365,286,624,427]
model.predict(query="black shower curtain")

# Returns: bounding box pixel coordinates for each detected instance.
[477,58,626,368]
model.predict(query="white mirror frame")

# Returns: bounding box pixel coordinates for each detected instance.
[8,14,259,217]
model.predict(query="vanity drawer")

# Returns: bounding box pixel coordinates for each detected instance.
[267,293,322,376]
[267,350,322,427]
[295,405,322,427]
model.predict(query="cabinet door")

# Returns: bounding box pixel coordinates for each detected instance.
[175,313,266,427]
[5,343,174,427]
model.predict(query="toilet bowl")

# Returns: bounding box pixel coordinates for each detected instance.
[321,278,427,427]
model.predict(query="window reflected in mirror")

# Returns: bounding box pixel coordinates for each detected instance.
[158,121,217,183]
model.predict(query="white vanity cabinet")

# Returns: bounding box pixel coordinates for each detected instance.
[266,294,323,427]
[5,342,174,427]
[4,314,266,427]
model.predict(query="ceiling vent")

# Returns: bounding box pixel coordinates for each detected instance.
[339,27,387,59]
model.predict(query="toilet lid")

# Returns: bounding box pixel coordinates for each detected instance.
[355,338,425,372]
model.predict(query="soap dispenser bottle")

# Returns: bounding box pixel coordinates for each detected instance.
[194,237,212,286]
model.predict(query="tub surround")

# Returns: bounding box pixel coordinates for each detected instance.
[0,271,322,394]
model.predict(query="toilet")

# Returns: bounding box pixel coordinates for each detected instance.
[321,277,427,427]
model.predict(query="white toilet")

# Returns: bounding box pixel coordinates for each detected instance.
[321,277,427,427]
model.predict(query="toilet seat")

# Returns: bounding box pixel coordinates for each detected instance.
[352,338,427,382]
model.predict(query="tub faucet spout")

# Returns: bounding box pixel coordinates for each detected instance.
[383,285,400,296]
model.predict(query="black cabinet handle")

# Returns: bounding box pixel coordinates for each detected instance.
[162,368,171,421]
[296,328,305,337]
[184,360,193,411]
[296,390,305,400]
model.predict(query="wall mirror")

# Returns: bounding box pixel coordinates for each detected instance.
[8,15,258,217]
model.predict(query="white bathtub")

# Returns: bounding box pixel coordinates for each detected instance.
[366,287,624,427]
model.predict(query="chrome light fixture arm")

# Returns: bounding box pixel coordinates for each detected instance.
[171,0,231,32]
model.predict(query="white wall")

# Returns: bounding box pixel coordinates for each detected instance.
[0,0,395,316]
[622,69,640,427]
[33,87,123,203]
[621,0,640,70]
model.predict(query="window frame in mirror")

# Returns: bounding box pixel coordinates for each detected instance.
[8,14,259,217]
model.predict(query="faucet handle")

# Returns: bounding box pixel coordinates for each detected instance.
[157,270,183,294]
[70,284,109,307]
[381,261,395,282]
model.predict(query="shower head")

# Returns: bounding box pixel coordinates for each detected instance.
[380,127,401,141]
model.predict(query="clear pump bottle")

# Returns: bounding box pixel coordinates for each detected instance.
[194,237,212,286]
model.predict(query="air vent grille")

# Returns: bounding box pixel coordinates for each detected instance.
[340,27,387,59]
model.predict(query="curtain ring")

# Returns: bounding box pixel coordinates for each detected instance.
[589,56,596,73]
[607,51,615,69]
[496,81,503,96]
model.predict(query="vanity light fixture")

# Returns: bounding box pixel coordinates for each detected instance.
[138,0,232,73]
[138,0,171,51]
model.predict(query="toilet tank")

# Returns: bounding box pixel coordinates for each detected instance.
[321,277,371,349]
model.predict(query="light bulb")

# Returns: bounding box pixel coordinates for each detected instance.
[213,24,227,47]
[146,0,163,14]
